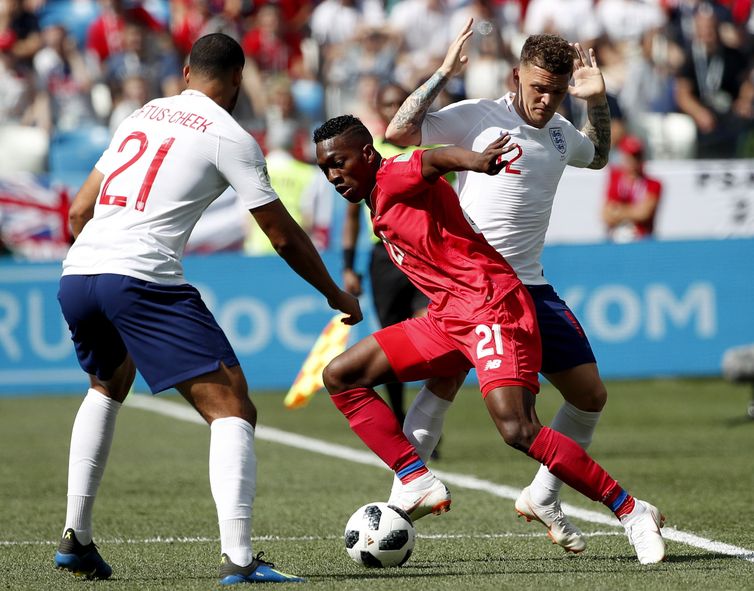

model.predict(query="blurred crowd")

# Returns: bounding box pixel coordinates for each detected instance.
[1,0,754,256]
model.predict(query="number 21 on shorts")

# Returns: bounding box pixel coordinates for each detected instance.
[99,131,175,211]
[476,323,504,359]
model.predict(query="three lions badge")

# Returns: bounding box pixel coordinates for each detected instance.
[549,127,567,156]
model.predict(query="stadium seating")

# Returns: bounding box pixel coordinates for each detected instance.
[38,0,100,48]
[48,125,111,192]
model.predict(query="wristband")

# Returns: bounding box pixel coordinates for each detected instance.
[343,247,356,271]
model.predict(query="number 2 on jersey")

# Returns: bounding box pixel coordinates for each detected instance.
[502,144,523,175]
[99,132,175,211]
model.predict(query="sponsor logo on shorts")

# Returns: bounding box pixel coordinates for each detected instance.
[484,359,502,371]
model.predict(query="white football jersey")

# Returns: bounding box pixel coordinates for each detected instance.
[422,92,595,285]
[63,89,278,284]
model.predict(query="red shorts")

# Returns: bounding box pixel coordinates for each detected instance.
[373,285,541,395]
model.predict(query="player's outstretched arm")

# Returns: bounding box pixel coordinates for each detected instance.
[251,200,363,325]
[420,134,516,181]
[570,43,611,169]
[385,18,474,147]
[68,169,104,239]
[341,202,363,297]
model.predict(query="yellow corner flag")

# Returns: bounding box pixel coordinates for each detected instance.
[284,314,352,409]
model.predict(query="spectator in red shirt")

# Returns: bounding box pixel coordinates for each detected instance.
[602,135,662,242]
[240,4,302,77]
[86,0,164,65]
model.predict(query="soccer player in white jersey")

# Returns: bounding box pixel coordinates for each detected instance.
[54,33,361,585]
[384,20,666,564]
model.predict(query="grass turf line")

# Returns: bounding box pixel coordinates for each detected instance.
[0,377,752,590]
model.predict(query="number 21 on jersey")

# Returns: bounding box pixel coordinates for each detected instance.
[476,323,504,359]
[99,131,175,211]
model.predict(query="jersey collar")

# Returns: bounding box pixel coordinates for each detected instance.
[181,89,209,99]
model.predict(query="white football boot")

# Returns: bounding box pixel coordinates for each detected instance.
[620,499,666,564]
[515,486,587,553]
[388,477,451,521]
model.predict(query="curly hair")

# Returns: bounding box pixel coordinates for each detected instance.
[520,34,575,76]
[312,115,373,145]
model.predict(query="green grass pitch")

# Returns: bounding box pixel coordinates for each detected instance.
[1,378,753,590]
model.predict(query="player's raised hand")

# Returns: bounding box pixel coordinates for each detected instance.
[478,132,517,176]
[439,17,474,78]
[329,289,363,325]
[569,43,606,101]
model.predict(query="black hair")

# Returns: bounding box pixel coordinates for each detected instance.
[312,115,373,145]
[189,33,245,78]
[520,34,575,76]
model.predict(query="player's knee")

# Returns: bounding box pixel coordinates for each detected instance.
[573,383,608,412]
[427,372,465,401]
[498,418,540,450]
[323,355,350,394]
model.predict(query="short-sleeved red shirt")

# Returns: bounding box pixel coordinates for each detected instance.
[370,150,522,317]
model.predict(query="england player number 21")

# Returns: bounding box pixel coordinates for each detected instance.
[99,131,176,211]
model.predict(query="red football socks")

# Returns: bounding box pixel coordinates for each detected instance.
[528,426,635,515]
[331,387,428,483]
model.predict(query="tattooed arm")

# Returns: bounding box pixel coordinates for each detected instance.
[582,97,611,169]
[570,43,611,169]
[385,18,474,147]
[385,70,451,146]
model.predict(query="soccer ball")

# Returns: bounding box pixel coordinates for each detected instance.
[344,502,416,568]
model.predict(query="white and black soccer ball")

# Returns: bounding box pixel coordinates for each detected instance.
[344,502,416,568]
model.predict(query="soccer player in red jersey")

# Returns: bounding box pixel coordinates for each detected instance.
[314,115,665,563]
[386,20,666,563]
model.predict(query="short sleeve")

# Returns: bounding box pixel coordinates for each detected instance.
[376,150,429,207]
[421,101,481,148]
[647,178,662,199]
[218,133,279,210]
[94,124,127,174]
[566,127,596,168]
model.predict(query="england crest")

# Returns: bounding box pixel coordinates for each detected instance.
[549,127,567,154]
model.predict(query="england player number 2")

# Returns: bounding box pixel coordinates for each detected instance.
[99,131,176,211]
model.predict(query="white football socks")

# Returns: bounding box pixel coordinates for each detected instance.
[64,388,121,545]
[209,417,256,567]
[391,386,451,497]
[528,401,602,506]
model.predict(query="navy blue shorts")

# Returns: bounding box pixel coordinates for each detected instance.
[526,284,596,374]
[58,274,239,394]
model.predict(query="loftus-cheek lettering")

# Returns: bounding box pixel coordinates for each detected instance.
[131,105,214,133]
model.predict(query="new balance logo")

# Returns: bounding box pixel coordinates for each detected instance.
[484,359,502,371]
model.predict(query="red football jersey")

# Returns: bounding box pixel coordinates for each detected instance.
[370,150,521,316]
